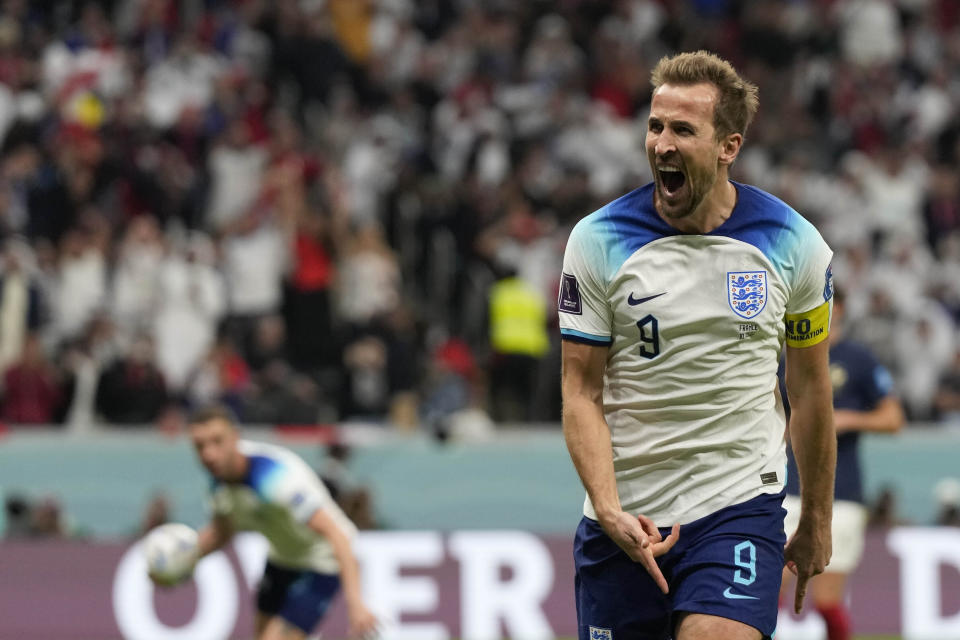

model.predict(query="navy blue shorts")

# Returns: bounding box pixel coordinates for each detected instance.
[256,561,341,633]
[574,491,786,640]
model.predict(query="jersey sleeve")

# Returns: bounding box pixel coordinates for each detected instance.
[558,217,613,346]
[784,222,834,348]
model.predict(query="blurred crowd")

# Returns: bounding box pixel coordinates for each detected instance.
[0,0,959,430]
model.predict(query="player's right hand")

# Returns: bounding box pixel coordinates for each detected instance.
[784,518,831,614]
[347,603,379,638]
[600,511,680,594]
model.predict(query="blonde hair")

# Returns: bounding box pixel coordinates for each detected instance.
[651,50,759,140]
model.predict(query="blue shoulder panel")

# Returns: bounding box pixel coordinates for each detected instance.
[580,184,675,281]
[713,183,813,281]
[244,454,285,501]
[579,182,812,283]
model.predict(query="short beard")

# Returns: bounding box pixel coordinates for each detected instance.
[649,147,719,220]
[654,175,710,220]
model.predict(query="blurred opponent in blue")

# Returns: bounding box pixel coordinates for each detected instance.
[779,287,904,640]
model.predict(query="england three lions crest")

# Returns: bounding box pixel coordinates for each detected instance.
[728,270,767,319]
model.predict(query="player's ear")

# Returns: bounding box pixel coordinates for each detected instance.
[718,132,742,166]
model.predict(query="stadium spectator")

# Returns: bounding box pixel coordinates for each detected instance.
[336,302,421,424]
[933,477,960,526]
[923,166,960,255]
[421,336,479,429]
[60,313,117,431]
[334,222,401,330]
[111,215,165,335]
[153,231,227,395]
[894,305,955,420]
[487,267,549,422]
[242,359,325,425]
[837,0,903,68]
[95,332,168,425]
[1,333,63,424]
[317,441,379,530]
[282,175,346,373]
[51,225,107,344]
[246,313,288,374]
[29,495,67,538]
[206,117,267,233]
[0,237,47,376]
[283,208,339,372]
[0,145,41,237]
[848,288,900,373]
[3,493,32,538]
[185,332,251,416]
[866,485,909,529]
[932,346,960,423]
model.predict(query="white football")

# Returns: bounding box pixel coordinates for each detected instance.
[143,523,198,583]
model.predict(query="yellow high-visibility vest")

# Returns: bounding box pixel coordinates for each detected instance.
[489,277,549,357]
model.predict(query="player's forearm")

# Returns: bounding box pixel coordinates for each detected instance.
[789,389,836,524]
[562,395,621,522]
[328,530,366,610]
[785,340,835,525]
[307,510,367,611]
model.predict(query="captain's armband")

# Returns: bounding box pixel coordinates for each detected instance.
[784,301,830,348]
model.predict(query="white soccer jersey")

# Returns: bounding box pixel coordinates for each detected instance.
[209,440,357,573]
[559,182,833,526]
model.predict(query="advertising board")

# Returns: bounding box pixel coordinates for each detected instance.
[2,528,959,639]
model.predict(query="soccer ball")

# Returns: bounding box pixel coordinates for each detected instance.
[143,523,198,584]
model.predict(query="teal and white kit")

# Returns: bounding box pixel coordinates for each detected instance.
[559,181,834,525]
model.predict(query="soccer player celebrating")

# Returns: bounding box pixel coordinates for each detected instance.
[151,405,378,640]
[780,288,904,640]
[559,50,836,640]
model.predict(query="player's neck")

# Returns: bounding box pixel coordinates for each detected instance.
[224,452,250,483]
[665,178,737,234]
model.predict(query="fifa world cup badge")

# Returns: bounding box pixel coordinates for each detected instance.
[823,262,834,301]
[559,272,583,315]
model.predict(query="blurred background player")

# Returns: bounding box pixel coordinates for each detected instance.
[151,405,378,640]
[780,287,905,640]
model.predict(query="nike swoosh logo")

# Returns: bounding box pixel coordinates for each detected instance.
[627,292,667,305]
[723,587,759,600]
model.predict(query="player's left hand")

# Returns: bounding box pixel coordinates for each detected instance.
[783,519,831,614]
[348,603,379,638]
[600,510,680,594]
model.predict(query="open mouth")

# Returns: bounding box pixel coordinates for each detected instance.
[658,166,686,195]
